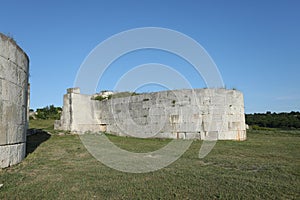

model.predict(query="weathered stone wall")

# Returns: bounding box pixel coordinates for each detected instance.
[0,33,29,168]
[56,88,246,140]
[54,88,100,133]
[95,89,246,140]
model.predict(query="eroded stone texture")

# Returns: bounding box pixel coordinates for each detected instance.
[55,88,246,141]
[0,33,29,168]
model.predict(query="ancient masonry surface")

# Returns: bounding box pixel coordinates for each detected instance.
[55,88,246,140]
[0,33,29,168]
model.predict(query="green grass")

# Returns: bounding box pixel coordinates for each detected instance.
[28,119,69,134]
[28,119,56,132]
[0,120,299,199]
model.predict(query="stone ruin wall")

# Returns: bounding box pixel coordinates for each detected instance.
[55,88,246,141]
[0,33,29,168]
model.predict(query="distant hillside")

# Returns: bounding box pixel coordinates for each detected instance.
[246,111,300,129]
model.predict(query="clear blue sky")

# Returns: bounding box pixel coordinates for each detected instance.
[1,0,299,113]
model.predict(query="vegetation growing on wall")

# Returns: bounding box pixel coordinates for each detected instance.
[110,91,139,99]
[246,111,300,129]
[93,95,107,101]
[93,91,140,101]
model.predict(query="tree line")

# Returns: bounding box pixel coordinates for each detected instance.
[246,111,300,129]
[30,105,62,120]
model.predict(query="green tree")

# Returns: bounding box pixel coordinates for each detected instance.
[35,105,62,120]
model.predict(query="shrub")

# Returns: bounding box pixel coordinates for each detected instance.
[35,105,62,120]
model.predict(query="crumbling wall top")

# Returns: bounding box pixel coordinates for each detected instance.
[67,87,80,94]
[0,33,29,63]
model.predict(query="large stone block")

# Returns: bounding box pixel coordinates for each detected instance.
[0,33,29,168]
[0,143,26,168]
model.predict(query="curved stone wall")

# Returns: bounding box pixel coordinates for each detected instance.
[0,33,29,168]
[56,88,246,141]
[97,89,246,140]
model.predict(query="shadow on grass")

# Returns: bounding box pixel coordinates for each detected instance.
[26,129,51,156]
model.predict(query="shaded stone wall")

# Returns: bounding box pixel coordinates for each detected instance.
[56,88,246,140]
[0,33,29,168]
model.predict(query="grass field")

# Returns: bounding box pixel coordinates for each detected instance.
[0,119,299,199]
